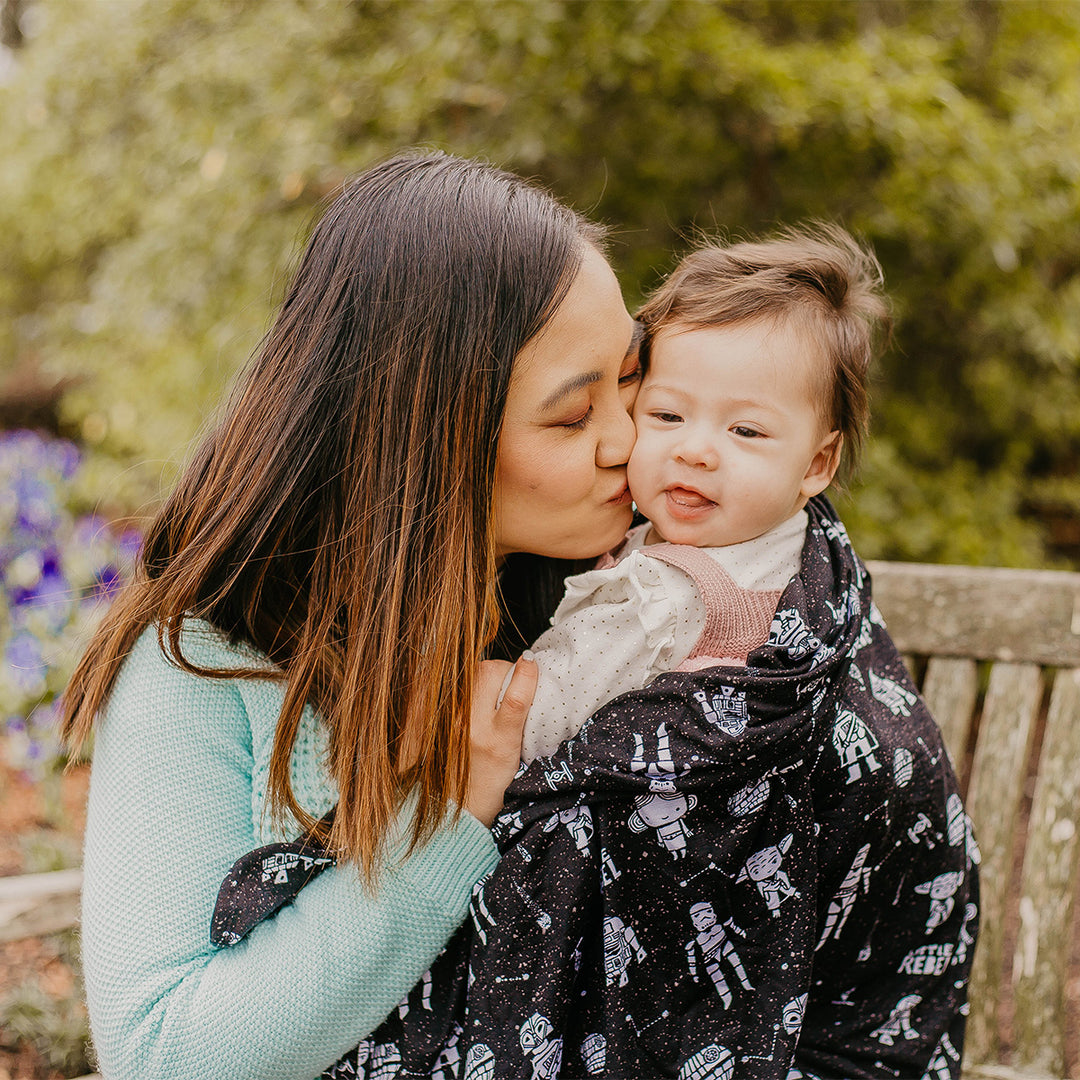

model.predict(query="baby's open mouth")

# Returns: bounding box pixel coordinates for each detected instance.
[666,487,715,509]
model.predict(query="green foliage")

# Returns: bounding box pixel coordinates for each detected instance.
[19,826,82,873]
[1,0,1078,565]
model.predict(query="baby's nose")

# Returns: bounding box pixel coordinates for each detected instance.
[676,433,719,469]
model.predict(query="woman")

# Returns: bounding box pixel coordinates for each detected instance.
[63,150,640,1079]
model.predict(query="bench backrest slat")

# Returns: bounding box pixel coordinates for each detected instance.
[920,655,979,770]
[962,662,1044,1064]
[867,561,1080,666]
[1011,667,1080,1076]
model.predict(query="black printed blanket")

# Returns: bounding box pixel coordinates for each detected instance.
[213,497,979,1080]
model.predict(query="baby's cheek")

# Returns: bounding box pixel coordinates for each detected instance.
[626,444,650,502]
[627,423,657,467]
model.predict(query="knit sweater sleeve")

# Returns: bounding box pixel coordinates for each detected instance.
[80,627,498,1080]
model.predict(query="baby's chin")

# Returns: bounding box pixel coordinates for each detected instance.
[643,521,716,547]
[645,516,765,549]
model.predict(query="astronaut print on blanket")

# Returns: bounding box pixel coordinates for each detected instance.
[213,497,978,1079]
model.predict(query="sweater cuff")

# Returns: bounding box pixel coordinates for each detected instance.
[393,808,499,919]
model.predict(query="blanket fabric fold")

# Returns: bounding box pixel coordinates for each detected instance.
[214,497,978,1080]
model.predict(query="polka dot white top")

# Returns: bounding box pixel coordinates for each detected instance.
[520,510,808,762]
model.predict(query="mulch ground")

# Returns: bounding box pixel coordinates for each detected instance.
[0,762,90,1080]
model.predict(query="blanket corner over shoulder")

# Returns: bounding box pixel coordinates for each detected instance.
[219,497,979,1080]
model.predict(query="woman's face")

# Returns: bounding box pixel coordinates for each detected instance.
[494,246,639,561]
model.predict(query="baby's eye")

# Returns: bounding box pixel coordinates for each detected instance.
[732,425,762,438]
[653,411,683,424]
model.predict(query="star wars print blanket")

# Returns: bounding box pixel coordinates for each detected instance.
[213,496,979,1080]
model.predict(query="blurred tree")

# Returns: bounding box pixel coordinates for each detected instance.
[0,0,24,49]
[0,0,1077,566]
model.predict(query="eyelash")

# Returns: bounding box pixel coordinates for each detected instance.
[561,367,640,430]
[562,408,592,431]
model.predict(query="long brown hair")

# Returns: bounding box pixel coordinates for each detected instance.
[63,151,601,879]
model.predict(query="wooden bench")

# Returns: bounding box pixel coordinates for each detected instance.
[868,560,1080,1080]
[2,560,1079,1079]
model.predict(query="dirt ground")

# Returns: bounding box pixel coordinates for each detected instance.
[0,762,90,1080]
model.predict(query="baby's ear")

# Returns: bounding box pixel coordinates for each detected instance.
[801,431,843,498]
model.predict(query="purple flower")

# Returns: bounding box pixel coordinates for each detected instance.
[0,429,44,456]
[12,474,61,537]
[11,565,73,630]
[48,439,81,480]
[5,631,46,691]
[117,528,144,564]
[72,515,109,548]
[40,547,62,576]
[0,431,146,782]
[93,564,123,599]
[4,701,64,782]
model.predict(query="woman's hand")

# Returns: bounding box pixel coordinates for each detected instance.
[465,658,537,826]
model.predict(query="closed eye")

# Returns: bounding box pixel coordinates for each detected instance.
[560,408,592,431]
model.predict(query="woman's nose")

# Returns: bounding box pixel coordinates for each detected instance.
[596,400,636,468]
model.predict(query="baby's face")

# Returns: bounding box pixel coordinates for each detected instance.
[628,319,839,548]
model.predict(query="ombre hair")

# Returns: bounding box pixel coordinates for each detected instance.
[63,151,602,879]
[636,223,891,480]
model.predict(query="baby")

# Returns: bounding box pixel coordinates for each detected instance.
[520,223,889,761]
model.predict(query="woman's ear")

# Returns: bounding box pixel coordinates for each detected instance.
[801,431,843,498]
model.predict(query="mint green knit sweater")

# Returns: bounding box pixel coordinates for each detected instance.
[81,622,498,1079]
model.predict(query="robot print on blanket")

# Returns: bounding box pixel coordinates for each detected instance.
[627,723,697,858]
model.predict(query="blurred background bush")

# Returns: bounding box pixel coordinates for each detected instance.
[1,0,1078,569]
